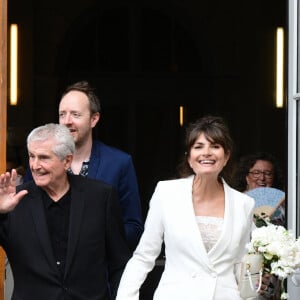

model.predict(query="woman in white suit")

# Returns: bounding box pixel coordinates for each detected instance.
[116,115,255,300]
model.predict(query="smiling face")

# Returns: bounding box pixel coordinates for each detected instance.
[28,138,72,190]
[58,90,99,147]
[245,159,274,190]
[187,132,230,177]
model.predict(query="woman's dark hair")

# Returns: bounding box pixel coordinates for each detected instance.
[232,152,284,192]
[177,115,234,181]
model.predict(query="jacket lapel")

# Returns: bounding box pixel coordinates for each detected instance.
[185,177,236,270]
[63,176,85,278]
[182,176,216,273]
[28,188,57,269]
[207,179,234,260]
[29,178,85,279]
[87,141,101,179]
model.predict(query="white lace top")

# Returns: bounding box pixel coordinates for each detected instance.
[196,216,224,253]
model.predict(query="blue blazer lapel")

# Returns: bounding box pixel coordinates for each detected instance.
[87,141,102,179]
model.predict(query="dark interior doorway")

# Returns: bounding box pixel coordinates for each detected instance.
[7,1,287,298]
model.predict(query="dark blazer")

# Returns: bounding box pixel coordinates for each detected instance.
[0,175,130,300]
[88,141,143,250]
[24,140,143,251]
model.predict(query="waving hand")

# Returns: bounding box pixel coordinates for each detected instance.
[0,169,28,213]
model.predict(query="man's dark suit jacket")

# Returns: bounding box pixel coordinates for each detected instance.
[0,175,131,300]
[24,140,144,251]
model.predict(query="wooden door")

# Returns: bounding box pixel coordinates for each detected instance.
[0,0,8,299]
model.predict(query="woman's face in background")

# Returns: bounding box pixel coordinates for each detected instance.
[245,160,274,191]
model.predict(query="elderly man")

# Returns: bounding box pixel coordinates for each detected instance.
[0,123,130,299]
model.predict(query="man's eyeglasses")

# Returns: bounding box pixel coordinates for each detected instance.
[248,170,274,179]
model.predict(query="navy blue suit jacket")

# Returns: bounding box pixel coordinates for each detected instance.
[87,141,143,250]
[24,140,143,251]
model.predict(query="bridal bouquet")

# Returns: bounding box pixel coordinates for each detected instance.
[246,224,300,299]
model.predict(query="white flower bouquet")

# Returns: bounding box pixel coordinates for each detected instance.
[247,224,300,299]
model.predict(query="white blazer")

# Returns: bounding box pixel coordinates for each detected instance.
[116,176,255,300]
